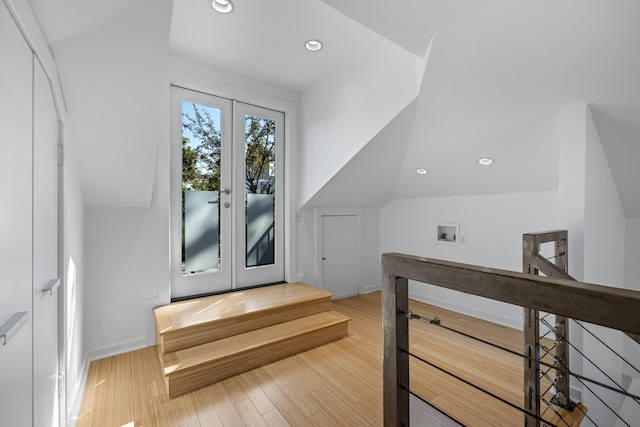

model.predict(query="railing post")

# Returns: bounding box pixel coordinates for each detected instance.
[523,234,541,427]
[551,236,572,409]
[523,230,574,424]
[552,316,571,408]
[383,269,410,427]
[524,308,541,427]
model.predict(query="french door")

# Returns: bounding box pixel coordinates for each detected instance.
[170,86,284,299]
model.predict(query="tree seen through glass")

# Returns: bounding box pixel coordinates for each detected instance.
[181,103,277,273]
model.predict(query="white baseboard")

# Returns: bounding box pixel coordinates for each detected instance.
[86,337,150,362]
[361,284,381,294]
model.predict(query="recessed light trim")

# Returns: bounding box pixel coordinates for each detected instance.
[305,39,323,52]
[212,0,234,13]
[416,168,428,175]
[478,157,494,166]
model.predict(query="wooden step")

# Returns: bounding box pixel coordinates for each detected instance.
[154,282,333,354]
[549,402,587,427]
[161,310,350,398]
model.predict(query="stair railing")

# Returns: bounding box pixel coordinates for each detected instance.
[523,231,640,427]
[382,251,640,427]
[523,230,574,426]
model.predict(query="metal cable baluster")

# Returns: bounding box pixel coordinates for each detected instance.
[573,320,640,377]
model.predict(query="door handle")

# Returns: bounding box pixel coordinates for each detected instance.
[221,188,231,195]
[0,311,29,345]
[42,278,60,296]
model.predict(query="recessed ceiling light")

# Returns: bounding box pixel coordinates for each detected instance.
[478,157,494,166]
[416,168,428,175]
[305,40,323,52]
[211,0,234,13]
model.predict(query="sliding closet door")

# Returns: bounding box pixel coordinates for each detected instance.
[0,2,34,426]
[33,58,60,427]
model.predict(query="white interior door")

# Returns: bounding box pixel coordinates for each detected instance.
[0,2,34,424]
[170,87,285,299]
[33,58,60,427]
[321,215,359,299]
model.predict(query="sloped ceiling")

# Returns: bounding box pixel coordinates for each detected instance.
[28,0,173,207]
[303,100,419,208]
[312,0,640,216]
[27,0,640,216]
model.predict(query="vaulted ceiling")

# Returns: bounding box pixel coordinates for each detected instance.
[27,0,640,216]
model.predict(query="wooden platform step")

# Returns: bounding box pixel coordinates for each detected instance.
[161,310,350,398]
[549,402,588,427]
[154,282,333,354]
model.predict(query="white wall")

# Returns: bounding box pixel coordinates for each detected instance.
[61,140,87,424]
[558,103,630,427]
[580,105,627,427]
[296,208,316,285]
[80,83,170,357]
[84,203,167,356]
[379,190,559,329]
[556,103,589,403]
[81,92,169,358]
[363,208,381,292]
[583,105,625,288]
[558,104,587,282]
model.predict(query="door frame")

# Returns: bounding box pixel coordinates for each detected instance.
[168,82,293,300]
[164,74,298,298]
[314,208,364,296]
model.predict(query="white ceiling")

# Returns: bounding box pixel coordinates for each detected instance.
[312,0,640,215]
[170,0,397,92]
[26,0,640,216]
[28,0,173,207]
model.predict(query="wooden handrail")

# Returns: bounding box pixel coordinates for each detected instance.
[382,252,640,335]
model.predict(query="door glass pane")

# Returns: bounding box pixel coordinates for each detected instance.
[182,102,222,274]
[184,190,218,273]
[245,115,276,267]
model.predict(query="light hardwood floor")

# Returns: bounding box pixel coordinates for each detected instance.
[77,291,537,427]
